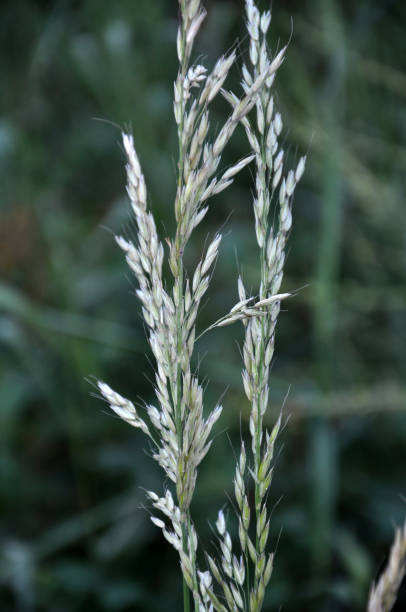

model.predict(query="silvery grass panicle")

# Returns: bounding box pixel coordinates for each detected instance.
[367,519,406,612]
[203,2,306,611]
[96,0,304,611]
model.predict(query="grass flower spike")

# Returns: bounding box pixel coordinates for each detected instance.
[368,519,406,612]
[97,1,306,610]
[203,2,305,610]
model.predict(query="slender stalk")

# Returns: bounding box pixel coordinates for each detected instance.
[182,523,191,612]
[253,178,270,546]
[176,5,193,609]
[179,5,208,611]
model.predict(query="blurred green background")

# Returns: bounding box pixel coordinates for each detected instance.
[1,0,405,610]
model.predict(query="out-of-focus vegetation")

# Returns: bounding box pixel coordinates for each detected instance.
[1,0,405,610]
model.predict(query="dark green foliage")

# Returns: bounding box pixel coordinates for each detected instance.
[1,0,405,610]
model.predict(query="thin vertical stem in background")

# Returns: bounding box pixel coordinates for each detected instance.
[310,0,346,594]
